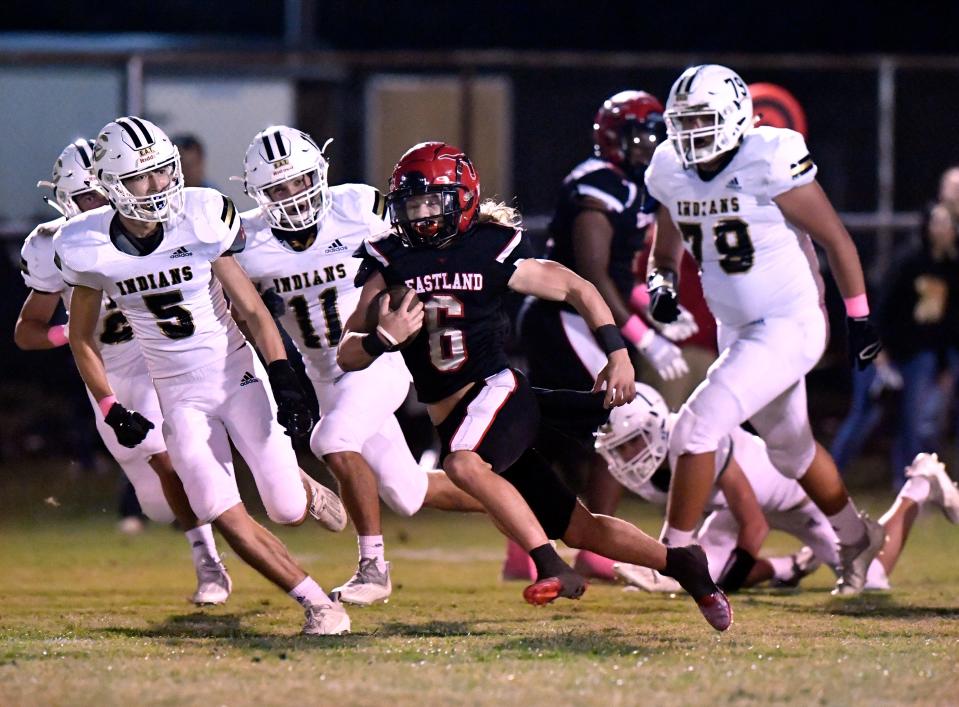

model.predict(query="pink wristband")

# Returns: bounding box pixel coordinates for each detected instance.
[98,395,118,418]
[621,314,650,345]
[46,324,68,347]
[844,294,870,318]
[629,283,650,312]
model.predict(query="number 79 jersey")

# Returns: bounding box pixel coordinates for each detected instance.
[53,188,246,379]
[645,126,825,327]
[235,184,390,382]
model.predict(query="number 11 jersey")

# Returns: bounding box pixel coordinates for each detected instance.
[644,126,824,327]
[54,187,246,379]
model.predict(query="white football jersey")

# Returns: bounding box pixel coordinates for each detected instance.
[236,183,391,381]
[54,188,246,379]
[668,423,807,514]
[20,217,138,369]
[646,126,825,327]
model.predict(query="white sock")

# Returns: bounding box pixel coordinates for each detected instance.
[288,576,332,607]
[865,559,890,590]
[827,500,867,545]
[660,523,695,547]
[359,535,386,572]
[767,555,796,582]
[185,524,220,567]
[899,476,931,505]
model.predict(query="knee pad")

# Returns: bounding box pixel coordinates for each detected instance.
[262,481,308,525]
[137,495,176,525]
[765,433,816,480]
[379,481,425,517]
[310,414,362,458]
[669,406,728,459]
[121,457,176,524]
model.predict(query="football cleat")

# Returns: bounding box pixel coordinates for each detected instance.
[522,572,588,606]
[614,563,682,593]
[304,476,348,532]
[573,550,617,582]
[770,546,822,589]
[697,590,733,632]
[831,515,886,596]
[501,539,536,581]
[192,559,232,606]
[332,559,392,606]
[302,598,351,635]
[906,452,959,524]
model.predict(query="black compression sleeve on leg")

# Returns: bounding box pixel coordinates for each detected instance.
[717,547,757,593]
[530,544,571,578]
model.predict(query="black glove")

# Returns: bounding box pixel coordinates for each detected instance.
[104,403,155,449]
[647,269,681,324]
[847,316,881,371]
[267,359,314,438]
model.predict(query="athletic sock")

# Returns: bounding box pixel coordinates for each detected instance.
[899,476,931,505]
[288,576,332,607]
[529,543,572,579]
[661,546,717,600]
[358,535,387,572]
[827,500,867,546]
[660,523,695,547]
[185,524,220,568]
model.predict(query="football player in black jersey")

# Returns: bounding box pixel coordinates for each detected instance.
[518,91,696,581]
[338,142,732,631]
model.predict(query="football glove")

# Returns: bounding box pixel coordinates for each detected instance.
[637,329,689,381]
[653,305,700,342]
[104,403,155,449]
[266,359,314,438]
[847,316,882,371]
[647,269,680,324]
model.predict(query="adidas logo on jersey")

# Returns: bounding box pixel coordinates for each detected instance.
[240,371,260,387]
[323,239,349,254]
[725,177,742,190]
[170,246,193,259]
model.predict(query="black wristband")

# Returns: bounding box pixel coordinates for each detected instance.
[361,331,388,357]
[594,324,627,355]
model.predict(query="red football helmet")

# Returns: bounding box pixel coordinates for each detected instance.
[593,90,666,168]
[386,142,480,247]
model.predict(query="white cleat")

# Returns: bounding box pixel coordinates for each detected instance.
[192,559,232,606]
[332,558,392,606]
[906,452,959,524]
[831,515,886,597]
[305,476,348,532]
[302,599,351,635]
[770,546,823,588]
[613,563,682,593]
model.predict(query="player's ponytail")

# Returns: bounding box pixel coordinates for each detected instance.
[477,199,522,228]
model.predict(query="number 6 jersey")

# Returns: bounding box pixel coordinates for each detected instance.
[53,187,246,379]
[644,126,825,327]
[356,222,534,404]
[236,183,390,383]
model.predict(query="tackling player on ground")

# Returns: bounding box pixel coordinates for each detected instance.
[16,138,230,605]
[644,65,884,596]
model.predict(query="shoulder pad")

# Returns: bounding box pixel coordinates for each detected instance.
[54,211,110,273]
[34,217,66,238]
[187,188,241,245]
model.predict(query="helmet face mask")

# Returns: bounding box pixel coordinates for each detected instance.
[243,126,332,232]
[594,383,670,493]
[664,65,753,169]
[386,142,479,249]
[95,117,184,223]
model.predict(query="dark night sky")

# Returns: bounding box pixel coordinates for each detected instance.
[3,2,958,54]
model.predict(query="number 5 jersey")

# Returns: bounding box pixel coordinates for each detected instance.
[53,187,246,379]
[644,126,825,328]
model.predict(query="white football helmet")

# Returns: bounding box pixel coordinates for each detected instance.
[664,64,753,168]
[94,116,183,222]
[242,125,332,231]
[594,383,670,494]
[37,139,107,218]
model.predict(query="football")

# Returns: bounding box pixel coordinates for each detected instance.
[364,284,422,349]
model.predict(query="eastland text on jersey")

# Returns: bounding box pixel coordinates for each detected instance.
[405,272,484,293]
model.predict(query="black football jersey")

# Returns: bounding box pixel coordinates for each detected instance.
[356,223,533,403]
[547,157,657,303]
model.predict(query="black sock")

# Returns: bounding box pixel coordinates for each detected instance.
[530,543,572,578]
[662,546,718,600]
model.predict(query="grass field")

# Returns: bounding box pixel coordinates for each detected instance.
[1,468,958,706]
